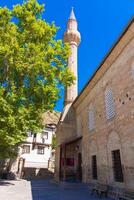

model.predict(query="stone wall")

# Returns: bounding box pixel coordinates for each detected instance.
[74,27,134,189]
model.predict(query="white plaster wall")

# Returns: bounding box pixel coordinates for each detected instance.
[21,128,53,169]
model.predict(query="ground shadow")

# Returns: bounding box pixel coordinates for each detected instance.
[0,180,15,186]
[29,178,112,200]
[23,168,54,179]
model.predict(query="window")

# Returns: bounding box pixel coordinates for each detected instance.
[33,133,36,138]
[22,145,30,154]
[37,146,44,155]
[105,88,115,120]
[112,149,124,182]
[92,155,98,180]
[27,132,32,137]
[42,131,48,139]
[88,110,94,131]
[42,138,45,144]
[132,66,134,79]
[77,117,81,136]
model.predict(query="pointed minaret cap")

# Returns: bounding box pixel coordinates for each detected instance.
[69,7,76,20]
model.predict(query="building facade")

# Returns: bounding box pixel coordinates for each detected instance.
[18,126,54,178]
[55,9,134,192]
[9,111,60,179]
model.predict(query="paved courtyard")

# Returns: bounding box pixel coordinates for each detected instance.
[0,179,114,200]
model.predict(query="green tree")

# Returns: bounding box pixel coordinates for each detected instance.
[52,134,57,150]
[0,0,74,158]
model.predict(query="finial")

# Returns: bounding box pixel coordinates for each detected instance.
[69,7,76,20]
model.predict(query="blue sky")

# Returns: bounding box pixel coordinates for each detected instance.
[1,0,134,111]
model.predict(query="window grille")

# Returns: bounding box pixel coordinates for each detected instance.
[88,110,94,131]
[92,155,98,180]
[105,89,115,119]
[42,131,48,139]
[112,149,124,182]
[22,145,30,154]
[37,146,44,155]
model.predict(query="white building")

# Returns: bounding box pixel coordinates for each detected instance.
[21,127,53,168]
[15,111,60,179]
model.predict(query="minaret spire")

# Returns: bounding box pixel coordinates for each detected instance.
[69,7,76,20]
[63,8,81,109]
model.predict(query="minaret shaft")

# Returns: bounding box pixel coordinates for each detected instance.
[63,8,81,107]
[64,44,78,105]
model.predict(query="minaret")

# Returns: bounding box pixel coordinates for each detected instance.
[63,8,81,107]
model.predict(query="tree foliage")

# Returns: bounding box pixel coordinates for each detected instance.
[52,134,57,150]
[0,0,74,158]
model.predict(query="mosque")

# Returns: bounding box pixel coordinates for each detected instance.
[55,8,134,192]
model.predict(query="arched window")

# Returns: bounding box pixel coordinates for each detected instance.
[105,88,115,119]
[77,116,81,136]
[132,66,134,79]
[88,110,94,131]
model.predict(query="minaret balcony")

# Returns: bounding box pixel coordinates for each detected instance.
[64,30,81,46]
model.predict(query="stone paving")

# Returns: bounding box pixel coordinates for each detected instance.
[0,179,32,200]
[0,179,114,200]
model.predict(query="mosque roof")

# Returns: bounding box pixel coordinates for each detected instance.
[42,111,61,126]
